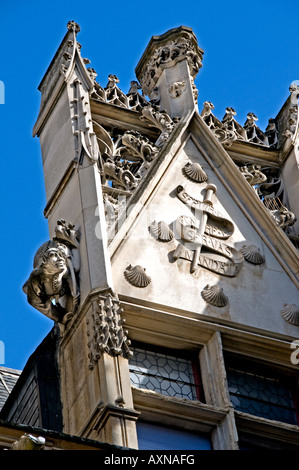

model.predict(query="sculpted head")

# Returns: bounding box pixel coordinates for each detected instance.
[32,240,69,277]
[42,246,68,275]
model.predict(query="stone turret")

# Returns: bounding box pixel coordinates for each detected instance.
[136,26,204,118]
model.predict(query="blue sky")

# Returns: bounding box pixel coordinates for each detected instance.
[0,0,298,371]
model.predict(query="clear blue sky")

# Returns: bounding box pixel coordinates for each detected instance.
[0,0,298,371]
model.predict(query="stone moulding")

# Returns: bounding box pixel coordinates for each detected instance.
[86,293,132,369]
[280,304,299,326]
[124,265,151,288]
[201,284,228,307]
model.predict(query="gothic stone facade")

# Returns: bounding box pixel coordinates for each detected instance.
[3,22,299,450]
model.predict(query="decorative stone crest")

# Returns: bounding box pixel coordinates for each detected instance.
[86,293,132,369]
[201,102,278,149]
[173,184,244,276]
[23,220,80,327]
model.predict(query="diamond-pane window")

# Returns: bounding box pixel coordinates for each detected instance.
[226,355,299,425]
[129,346,201,401]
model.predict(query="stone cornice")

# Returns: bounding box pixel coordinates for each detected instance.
[225,140,280,167]
[119,297,298,369]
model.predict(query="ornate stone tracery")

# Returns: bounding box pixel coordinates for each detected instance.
[95,123,160,192]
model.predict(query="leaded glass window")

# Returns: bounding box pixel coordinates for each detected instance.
[226,358,299,425]
[129,346,200,401]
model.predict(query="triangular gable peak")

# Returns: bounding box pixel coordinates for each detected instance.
[109,109,299,282]
[109,111,299,336]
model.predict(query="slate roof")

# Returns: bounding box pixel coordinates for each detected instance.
[0,367,21,411]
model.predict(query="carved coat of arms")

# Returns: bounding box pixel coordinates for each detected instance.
[173,184,244,277]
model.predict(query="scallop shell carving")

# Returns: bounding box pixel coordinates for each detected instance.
[240,244,265,265]
[201,284,228,307]
[280,304,299,326]
[182,162,208,183]
[149,220,174,242]
[124,264,151,288]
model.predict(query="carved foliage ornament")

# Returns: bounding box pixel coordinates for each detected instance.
[86,293,132,368]
[168,80,186,98]
[201,101,278,149]
[95,124,160,192]
[23,220,80,328]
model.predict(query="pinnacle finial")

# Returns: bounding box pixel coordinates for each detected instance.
[67,20,80,34]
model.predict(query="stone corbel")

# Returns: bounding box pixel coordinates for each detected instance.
[86,292,132,369]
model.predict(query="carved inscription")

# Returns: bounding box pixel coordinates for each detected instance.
[174,185,244,276]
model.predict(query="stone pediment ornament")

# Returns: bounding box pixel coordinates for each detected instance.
[124,264,151,288]
[23,220,80,330]
[280,304,299,326]
[240,244,265,265]
[173,184,244,277]
[201,284,228,307]
[182,161,208,183]
[149,220,174,242]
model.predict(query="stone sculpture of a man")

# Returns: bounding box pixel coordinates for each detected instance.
[23,220,80,327]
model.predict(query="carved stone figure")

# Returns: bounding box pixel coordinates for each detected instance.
[23,220,80,326]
